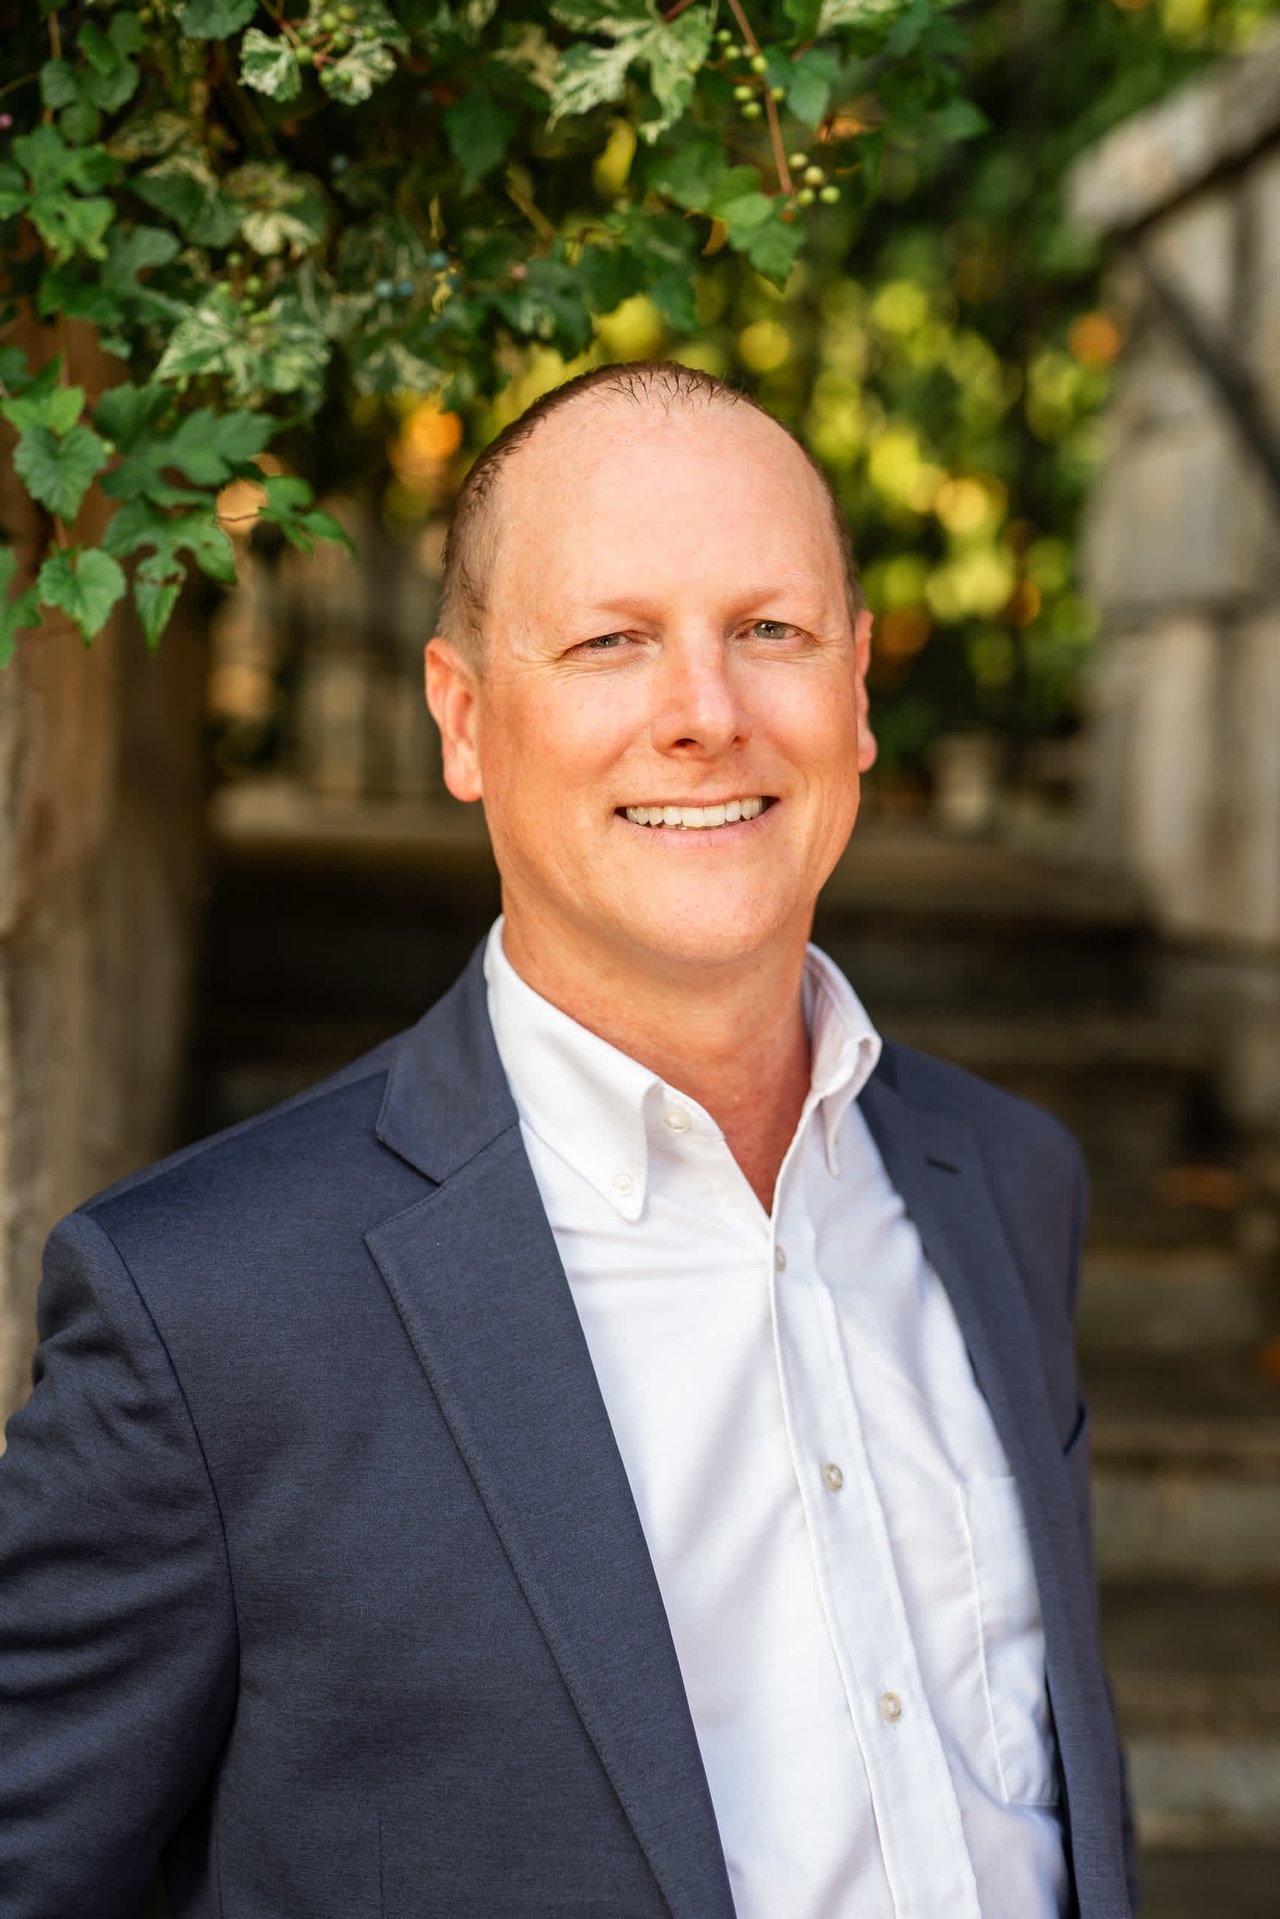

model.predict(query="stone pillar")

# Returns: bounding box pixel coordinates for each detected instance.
[1068,30,1280,1131]
[0,329,207,1429]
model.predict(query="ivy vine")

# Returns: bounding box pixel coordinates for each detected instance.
[0,0,982,664]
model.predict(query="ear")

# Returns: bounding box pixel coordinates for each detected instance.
[853,607,878,775]
[425,636,483,803]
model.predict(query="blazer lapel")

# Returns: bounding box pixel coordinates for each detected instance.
[366,954,735,1919]
[859,1062,1129,1911]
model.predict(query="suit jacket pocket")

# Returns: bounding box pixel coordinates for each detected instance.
[961,1474,1059,1808]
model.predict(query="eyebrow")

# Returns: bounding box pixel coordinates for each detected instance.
[568,581,832,622]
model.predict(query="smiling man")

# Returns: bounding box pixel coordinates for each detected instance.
[0,363,1133,1919]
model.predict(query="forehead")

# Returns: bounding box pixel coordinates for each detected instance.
[489,397,843,611]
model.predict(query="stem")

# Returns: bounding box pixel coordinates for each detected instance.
[48,12,61,60]
[662,0,702,17]
[0,72,39,102]
[725,0,793,196]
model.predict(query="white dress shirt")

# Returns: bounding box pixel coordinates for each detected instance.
[484,922,1068,1919]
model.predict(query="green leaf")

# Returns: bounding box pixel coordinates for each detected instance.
[320,40,398,106]
[39,60,82,110]
[133,554,183,650]
[550,32,645,123]
[444,88,516,193]
[239,27,302,102]
[932,97,989,141]
[134,153,242,245]
[258,473,353,555]
[13,125,120,195]
[182,0,258,36]
[228,163,329,258]
[163,408,275,483]
[550,0,652,26]
[639,6,712,140]
[783,0,825,32]
[59,102,105,147]
[37,547,127,644]
[110,14,147,57]
[14,423,110,522]
[740,211,806,286]
[28,192,115,265]
[0,162,27,219]
[0,368,83,435]
[36,266,121,325]
[153,289,244,382]
[80,20,141,114]
[647,266,697,333]
[0,550,41,670]
[102,497,239,585]
[92,381,171,450]
[785,47,841,126]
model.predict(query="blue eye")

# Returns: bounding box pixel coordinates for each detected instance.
[751,620,794,640]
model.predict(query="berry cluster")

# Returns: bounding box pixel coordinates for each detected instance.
[712,25,840,207]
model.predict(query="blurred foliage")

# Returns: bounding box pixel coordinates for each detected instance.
[0,0,989,663]
[392,0,1272,774]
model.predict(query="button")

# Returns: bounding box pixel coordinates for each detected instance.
[612,1170,636,1196]
[879,1691,903,1723]
[774,1244,787,1272]
[822,1462,844,1492]
[662,1104,691,1133]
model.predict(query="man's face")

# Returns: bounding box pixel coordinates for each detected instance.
[426,398,876,992]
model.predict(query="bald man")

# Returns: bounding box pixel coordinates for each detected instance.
[0,363,1134,1919]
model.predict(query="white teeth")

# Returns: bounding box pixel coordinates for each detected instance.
[622,798,768,829]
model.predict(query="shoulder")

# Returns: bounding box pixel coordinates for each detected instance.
[875,1036,1084,1185]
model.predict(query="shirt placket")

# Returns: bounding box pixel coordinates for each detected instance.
[769,1143,983,1919]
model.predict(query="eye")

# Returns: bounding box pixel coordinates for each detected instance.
[748,619,800,641]
[574,632,630,654]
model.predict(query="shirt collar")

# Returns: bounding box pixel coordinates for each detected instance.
[483,919,882,1218]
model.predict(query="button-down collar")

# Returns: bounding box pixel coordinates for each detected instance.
[484,920,882,1218]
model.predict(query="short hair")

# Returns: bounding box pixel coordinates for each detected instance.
[437,359,863,666]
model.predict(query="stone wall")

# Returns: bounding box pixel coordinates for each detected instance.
[1069,31,1280,1131]
[0,329,207,1429]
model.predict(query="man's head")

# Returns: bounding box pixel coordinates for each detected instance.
[425,361,876,1000]
[437,362,864,669]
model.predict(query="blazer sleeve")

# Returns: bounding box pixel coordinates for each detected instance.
[0,1209,238,1919]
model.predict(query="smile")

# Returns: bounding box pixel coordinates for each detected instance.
[619,797,773,829]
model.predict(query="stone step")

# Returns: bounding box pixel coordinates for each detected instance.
[1102,1584,1280,1854]
[1079,1243,1277,1354]
[1086,1354,1280,1581]
[1134,1848,1280,1919]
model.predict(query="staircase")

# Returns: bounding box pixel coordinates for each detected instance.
[204,790,1280,1916]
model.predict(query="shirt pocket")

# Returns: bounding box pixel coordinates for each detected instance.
[960,1473,1058,1808]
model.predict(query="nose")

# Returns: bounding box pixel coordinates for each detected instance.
[650,633,752,758]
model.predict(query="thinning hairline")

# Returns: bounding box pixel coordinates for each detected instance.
[442,384,861,666]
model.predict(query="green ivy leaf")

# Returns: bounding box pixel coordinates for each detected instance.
[740,211,806,286]
[182,0,258,36]
[28,192,115,265]
[14,423,110,523]
[638,6,712,141]
[92,381,171,450]
[0,550,41,670]
[0,368,83,435]
[0,163,27,219]
[102,497,239,585]
[257,473,353,555]
[228,163,329,257]
[320,41,398,106]
[784,0,826,33]
[550,31,647,123]
[37,546,128,644]
[783,47,841,127]
[13,125,120,195]
[549,0,652,28]
[59,102,105,147]
[36,267,122,325]
[240,28,302,103]
[80,19,141,115]
[443,88,516,193]
[39,60,82,111]
[163,408,275,484]
[133,553,183,651]
[134,153,241,248]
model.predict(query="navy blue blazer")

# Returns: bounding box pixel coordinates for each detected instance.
[0,947,1134,1918]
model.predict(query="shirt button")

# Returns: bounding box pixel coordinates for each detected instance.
[662,1104,691,1133]
[774,1244,787,1272]
[612,1170,636,1197]
[880,1691,903,1723]
[822,1462,844,1492]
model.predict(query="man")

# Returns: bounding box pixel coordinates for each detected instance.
[0,362,1133,1918]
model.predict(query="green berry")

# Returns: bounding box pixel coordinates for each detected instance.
[818,183,840,204]
[331,29,351,50]
[227,249,244,267]
[770,86,786,101]
[803,164,825,186]
[741,100,762,120]
[788,151,808,169]
[732,83,753,102]
[320,9,337,28]
[749,52,767,74]
[295,42,314,64]
[338,3,357,17]
[243,274,263,296]
[796,187,816,207]
[715,26,733,43]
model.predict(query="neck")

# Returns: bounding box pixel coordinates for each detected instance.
[500,917,813,1213]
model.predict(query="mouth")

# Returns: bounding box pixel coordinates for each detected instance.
[617,796,776,830]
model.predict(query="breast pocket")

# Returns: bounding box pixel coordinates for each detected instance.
[961,1474,1058,1808]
